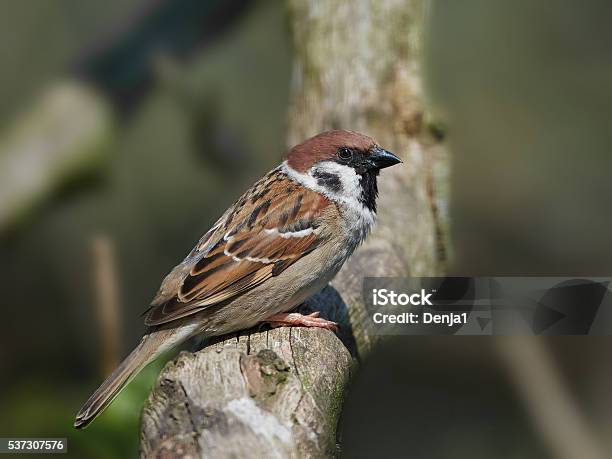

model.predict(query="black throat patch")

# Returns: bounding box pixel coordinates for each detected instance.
[358,170,379,212]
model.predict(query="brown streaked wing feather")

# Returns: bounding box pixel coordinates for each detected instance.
[144,170,331,326]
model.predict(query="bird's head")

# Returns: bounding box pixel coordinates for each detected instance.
[284,130,402,212]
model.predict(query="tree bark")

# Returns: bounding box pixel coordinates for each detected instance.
[140,304,353,459]
[140,0,447,457]
[287,0,448,355]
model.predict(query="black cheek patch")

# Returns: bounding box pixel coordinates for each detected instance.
[313,170,343,193]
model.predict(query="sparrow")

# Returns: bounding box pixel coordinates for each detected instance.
[74,129,401,429]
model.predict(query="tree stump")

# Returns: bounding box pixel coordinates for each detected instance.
[140,299,353,459]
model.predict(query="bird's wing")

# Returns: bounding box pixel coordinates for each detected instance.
[144,169,334,326]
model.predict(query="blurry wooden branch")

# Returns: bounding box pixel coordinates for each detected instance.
[73,0,253,109]
[0,0,253,236]
[497,338,606,459]
[92,235,122,377]
[0,82,113,234]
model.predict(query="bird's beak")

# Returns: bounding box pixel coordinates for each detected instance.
[368,146,402,170]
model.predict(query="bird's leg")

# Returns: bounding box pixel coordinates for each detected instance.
[263,311,338,332]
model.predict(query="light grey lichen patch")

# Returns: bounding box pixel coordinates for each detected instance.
[226,397,294,447]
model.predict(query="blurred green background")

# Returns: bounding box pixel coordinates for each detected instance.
[0,1,290,457]
[1,0,611,458]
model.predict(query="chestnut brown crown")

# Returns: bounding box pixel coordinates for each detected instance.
[285,130,380,172]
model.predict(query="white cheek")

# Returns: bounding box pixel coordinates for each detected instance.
[312,161,362,201]
[281,160,376,244]
[312,162,376,242]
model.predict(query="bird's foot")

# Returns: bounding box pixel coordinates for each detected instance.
[264,311,338,332]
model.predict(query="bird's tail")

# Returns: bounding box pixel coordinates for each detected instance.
[74,326,188,429]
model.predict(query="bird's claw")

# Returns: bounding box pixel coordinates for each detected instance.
[263,311,338,332]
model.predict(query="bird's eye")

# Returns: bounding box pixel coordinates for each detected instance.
[338,147,353,161]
